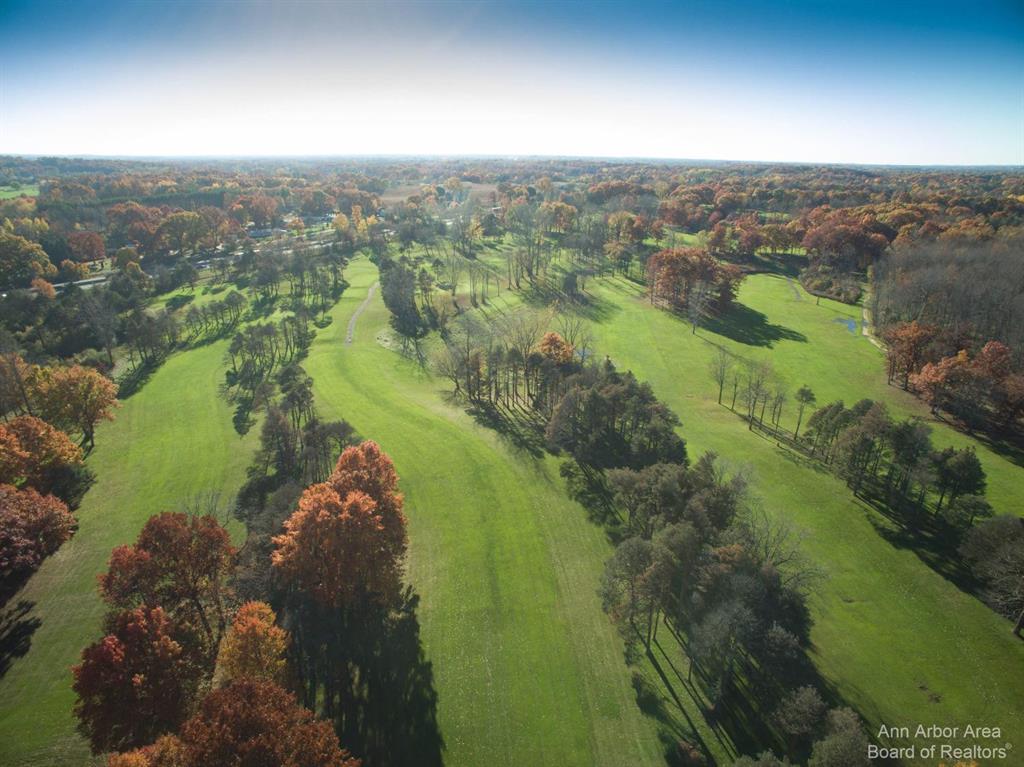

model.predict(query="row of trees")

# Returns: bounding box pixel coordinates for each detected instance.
[710,353,1022,637]
[429,303,869,763]
[886,327,1023,435]
[0,357,115,594]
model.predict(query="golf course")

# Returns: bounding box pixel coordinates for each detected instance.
[2,253,1021,766]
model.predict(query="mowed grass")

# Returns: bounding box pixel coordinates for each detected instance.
[0,340,258,766]
[581,272,1024,752]
[0,183,39,199]
[304,258,668,767]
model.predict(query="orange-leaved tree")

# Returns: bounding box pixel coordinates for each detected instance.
[273,441,407,611]
[538,331,573,365]
[0,414,83,492]
[27,363,118,449]
[216,601,288,685]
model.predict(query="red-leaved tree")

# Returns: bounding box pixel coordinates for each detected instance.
[73,606,204,754]
[0,483,75,582]
[107,679,360,767]
[99,512,235,658]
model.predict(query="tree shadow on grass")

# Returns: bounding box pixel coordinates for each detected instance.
[462,399,547,459]
[956,423,1024,470]
[117,358,163,399]
[633,617,875,767]
[0,600,40,679]
[518,277,622,324]
[338,589,444,767]
[857,483,982,597]
[703,303,807,348]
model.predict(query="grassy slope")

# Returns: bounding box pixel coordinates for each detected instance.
[0,340,258,766]
[304,259,667,767]
[582,272,1024,752]
[0,184,39,199]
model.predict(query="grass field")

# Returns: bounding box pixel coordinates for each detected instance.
[0,183,39,199]
[304,258,670,766]
[2,252,1020,766]
[579,272,1024,754]
[0,340,258,766]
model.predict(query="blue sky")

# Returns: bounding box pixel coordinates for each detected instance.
[1,0,1021,164]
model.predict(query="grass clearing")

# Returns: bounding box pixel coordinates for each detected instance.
[581,272,1024,751]
[0,183,39,199]
[0,339,258,766]
[304,258,671,766]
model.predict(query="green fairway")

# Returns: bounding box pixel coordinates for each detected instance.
[304,258,670,767]
[0,340,258,766]
[581,271,1024,752]
[0,183,39,199]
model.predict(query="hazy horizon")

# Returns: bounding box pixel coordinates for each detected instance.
[4,151,1024,170]
[2,0,1022,165]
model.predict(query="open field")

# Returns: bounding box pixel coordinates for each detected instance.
[0,340,258,766]
[313,254,1024,762]
[581,272,1024,751]
[1,253,1020,767]
[413,244,1024,759]
[304,258,670,766]
[0,183,39,199]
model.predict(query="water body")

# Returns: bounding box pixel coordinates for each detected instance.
[833,317,858,334]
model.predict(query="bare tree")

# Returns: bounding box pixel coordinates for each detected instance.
[710,347,733,405]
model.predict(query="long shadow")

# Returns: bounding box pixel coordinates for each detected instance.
[0,600,40,678]
[336,589,444,767]
[856,482,982,596]
[463,399,547,459]
[955,421,1024,470]
[703,303,807,348]
[517,277,621,324]
[117,358,163,399]
[717,251,806,278]
[644,613,879,766]
[739,400,1006,631]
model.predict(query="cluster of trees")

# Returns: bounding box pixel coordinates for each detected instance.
[236,441,426,765]
[0,357,114,592]
[592,418,872,763]
[434,310,588,406]
[802,399,990,516]
[791,398,1024,634]
[437,311,689,472]
[431,301,868,763]
[875,241,1024,357]
[224,314,314,421]
[545,360,688,469]
[961,515,1024,636]
[379,257,424,338]
[884,322,1023,435]
[1,353,118,449]
[646,247,744,330]
[182,291,247,339]
[71,511,359,766]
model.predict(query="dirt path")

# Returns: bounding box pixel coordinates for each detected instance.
[346,281,379,345]
[859,284,886,350]
[785,276,803,300]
